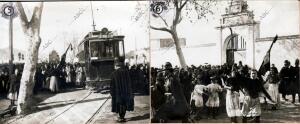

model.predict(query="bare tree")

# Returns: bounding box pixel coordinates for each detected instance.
[149,0,217,69]
[16,2,44,114]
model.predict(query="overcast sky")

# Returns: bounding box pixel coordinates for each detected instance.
[0,0,299,61]
[0,1,149,59]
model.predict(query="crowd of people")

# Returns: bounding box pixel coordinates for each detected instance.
[151,59,299,123]
[33,62,86,94]
[128,63,150,94]
[0,61,150,106]
[0,64,22,106]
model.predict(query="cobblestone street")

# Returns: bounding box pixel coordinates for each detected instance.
[89,94,150,123]
[0,88,110,124]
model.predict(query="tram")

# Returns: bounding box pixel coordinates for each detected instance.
[78,28,125,90]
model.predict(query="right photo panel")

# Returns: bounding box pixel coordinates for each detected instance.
[150,0,300,123]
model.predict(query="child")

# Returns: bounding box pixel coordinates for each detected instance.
[205,76,223,119]
[190,83,206,120]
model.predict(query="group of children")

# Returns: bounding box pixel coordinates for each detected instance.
[190,76,223,120]
[189,69,279,123]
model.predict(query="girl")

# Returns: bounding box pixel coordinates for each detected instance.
[205,76,223,119]
[222,71,241,123]
[190,83,206,120]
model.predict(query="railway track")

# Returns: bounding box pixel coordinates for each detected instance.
[85,97,110,124]
[44,91,93,124]
[44,91,110,124]
[5,90,111,124]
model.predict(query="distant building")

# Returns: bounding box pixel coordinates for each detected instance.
[151,38,186,49]
[125,48,149,66]
[49,50,60,64]
[0,48,26,64]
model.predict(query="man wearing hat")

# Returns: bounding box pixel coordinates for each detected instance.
[279,60,294,102]
[110,60,134,122]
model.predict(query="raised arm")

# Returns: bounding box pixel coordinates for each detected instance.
[221,77,231,90]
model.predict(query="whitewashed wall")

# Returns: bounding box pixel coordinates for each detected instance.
[255,38,300,70]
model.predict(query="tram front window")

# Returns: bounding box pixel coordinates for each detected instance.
[119,41,124,57]
[90,41,114,59]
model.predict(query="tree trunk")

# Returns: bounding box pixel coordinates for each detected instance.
[17,34,41,114]
[16,2,44,114]
[171,30,187,69]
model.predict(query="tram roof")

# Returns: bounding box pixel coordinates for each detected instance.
[79,30,125,46]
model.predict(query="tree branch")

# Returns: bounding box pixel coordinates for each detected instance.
[30,2,44,34]
[174,0,179,9]
[16,2,29,33]
[150,25,172,34]
[158,14,169,27]
[179,0,189,10]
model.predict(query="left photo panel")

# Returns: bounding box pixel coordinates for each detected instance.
[0,1,150,124]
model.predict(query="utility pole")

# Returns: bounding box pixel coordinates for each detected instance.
[9,4,13,76]
[1,2,18,107]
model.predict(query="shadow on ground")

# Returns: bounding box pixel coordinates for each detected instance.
[127,113,150,121]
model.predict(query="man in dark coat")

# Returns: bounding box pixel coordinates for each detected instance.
[292,59,299,103]
[153,62,190,122]
[179,69,193,104]
[0,70,3,94]
[110,61,134,122]
[279,60,294,102]
[3,67,9,94]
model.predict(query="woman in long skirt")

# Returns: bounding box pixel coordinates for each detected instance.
[66,65,72,85]
[76,66,83,87]
[49,75,59,93]
[49,67,60,93]
[266,68,280,109]
[222,71,241,123]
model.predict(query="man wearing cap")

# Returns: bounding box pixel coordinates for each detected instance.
[110,61,134,122]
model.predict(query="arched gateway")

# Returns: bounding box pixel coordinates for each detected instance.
[217,0,260,68]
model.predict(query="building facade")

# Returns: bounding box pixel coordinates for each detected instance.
[217,0,299,69]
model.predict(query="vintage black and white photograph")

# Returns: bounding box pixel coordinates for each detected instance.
[0,1,150,124]
[150,0,300,123]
